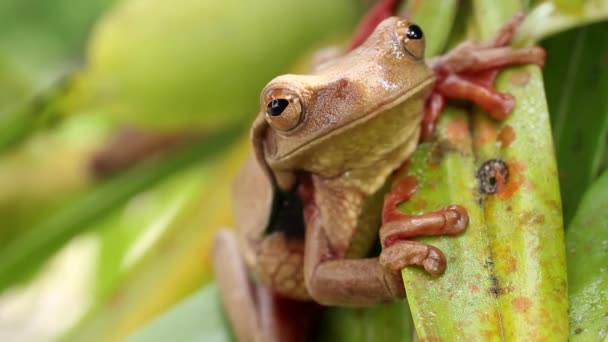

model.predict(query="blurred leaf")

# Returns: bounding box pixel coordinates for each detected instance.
[0,0,111,124]
[542,21,608,226]
[0,124,243,291]
[92,163,214,299]
[0,72,81,154]
[64,137,250,341]
[515,0,608,46]
[0,113,112,244]
[319,300,413,341]
[80,0,363,129]
[567,170,608,341]
[125,283,233,342]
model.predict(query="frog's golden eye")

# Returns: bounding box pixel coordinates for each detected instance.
[396,20,425,60]
[264,91,302,132]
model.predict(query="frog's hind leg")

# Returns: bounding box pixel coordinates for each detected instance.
[378,175,468,275]
[212,229,319,342]
[213,229,260,341]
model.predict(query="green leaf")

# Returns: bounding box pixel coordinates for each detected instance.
[64,138,250,341]
[0,113,112,244]
[0,72,78,152]
[0,125,243,291]
[400,110,505,339]
[400,1,568,340]
[125,283,233,342]
[515,0,608,46]
[542,21,608,226]
[319,301,413,342]
[567,170,608,341]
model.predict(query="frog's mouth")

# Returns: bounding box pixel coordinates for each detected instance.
[265,75,436,167]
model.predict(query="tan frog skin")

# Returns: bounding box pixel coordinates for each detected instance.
[212,15,545,342]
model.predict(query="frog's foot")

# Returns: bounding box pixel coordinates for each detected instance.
[420,12,546,140]
[379,176,468,275]
[212,229,319,342]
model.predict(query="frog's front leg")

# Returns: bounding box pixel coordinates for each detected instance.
[421,12,546,140]
[303,209,406,306]
[378,176,468,275]
[301,174,465,306]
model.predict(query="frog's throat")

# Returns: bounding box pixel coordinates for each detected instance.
[267,75,435,164]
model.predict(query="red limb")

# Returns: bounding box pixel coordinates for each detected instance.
[379,172,468,275]
[420,13,547,141]
[348,0,402,51]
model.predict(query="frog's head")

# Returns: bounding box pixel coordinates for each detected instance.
[253,17,434,189]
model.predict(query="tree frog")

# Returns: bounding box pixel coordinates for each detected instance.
[213,14,545,342]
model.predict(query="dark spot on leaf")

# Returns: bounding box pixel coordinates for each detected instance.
[490,287,502,297]
[488,275,503,297]
[477,159,509,194]
[429,141,458,166]
[498,125,516,148]
[574,327,583,334]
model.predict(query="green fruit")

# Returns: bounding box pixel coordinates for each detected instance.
[82,0,361,129]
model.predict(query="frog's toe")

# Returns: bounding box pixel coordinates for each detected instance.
[379,240,447,276]
[421,246,447,276]
[380,205,469,248]
[422,12,546,136]
[443,205,469,235]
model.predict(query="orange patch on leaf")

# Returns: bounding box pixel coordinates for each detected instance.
[446,117,470,147]
[512,296,533,312]
[505,255,518,274]
[498,125,516,148]
[470,284,480,293]
[497,160,526,199]
[475,118,498,146]
[509,69,531,87]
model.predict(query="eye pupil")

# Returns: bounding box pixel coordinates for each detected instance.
[406,24,423,40]
[267,99,289,116]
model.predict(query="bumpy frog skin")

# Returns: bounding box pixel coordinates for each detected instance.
[213,14,546,342]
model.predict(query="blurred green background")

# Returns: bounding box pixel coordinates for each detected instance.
[0,0,607,341]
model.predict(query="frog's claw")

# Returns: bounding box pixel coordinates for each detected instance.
[421,12,546,141]
[379,175,468,275]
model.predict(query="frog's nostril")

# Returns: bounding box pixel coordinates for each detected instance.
[267,99,290,116]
